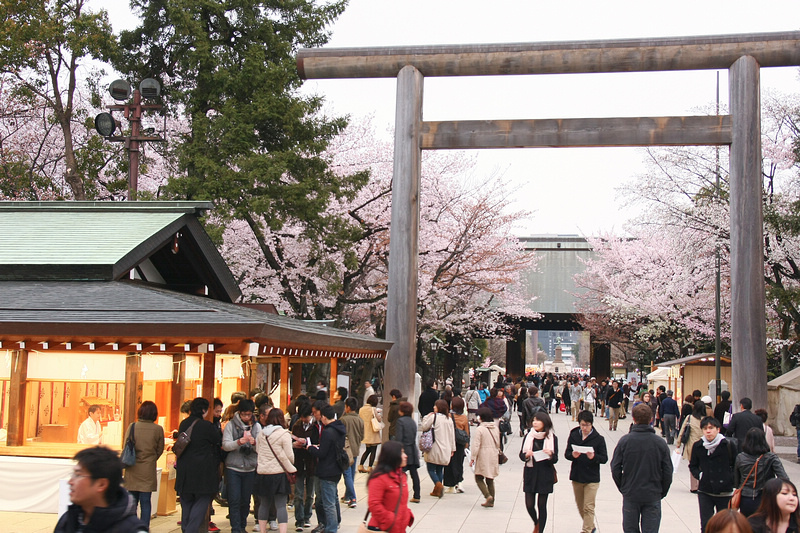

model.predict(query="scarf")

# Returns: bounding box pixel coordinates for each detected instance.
[702,432,724,453]
[524,429,554,466]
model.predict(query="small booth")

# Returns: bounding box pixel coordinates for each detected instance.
[653,352,732,406]
[0,202,391,513]
[767,366,800,436]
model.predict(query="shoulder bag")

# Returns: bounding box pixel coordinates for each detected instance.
[723,404,733,427]
[453,416,469,446]
[680,418,691,446]
[357,473,403,533]
[519,430,530,462]
[121,422,137,467]
[173,419,199,458]
[371,408,385,432]
[490,429,508,464]
[419,415,436,452]
[729,455,761,510]
[265,432,297,485]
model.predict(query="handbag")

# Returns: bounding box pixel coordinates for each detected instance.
[265,432,297,485]
[680,418,691,446]
[371,409,385,432]
[121,422,136,467]
[490,430,508,464]
[172,419,199,458]
[729,455,761,510]
[453,417,469,446]
[359,475,403,533]
[519,430,529,462]
[723,404,733,427]
[419,416,436,452]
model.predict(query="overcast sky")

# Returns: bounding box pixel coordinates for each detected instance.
[98,0,800,236]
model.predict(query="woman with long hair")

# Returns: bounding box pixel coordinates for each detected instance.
[359,394,383,473]
[521,410,558,533]
[747,478,800,533]
[443,396,469,494]
[677,400,707,492]
[392,401,421,503]
[123,401,165,529]
[254,408,296,533]
[419,399,456,498]
[366,441,414,533]
[470,407,500,508]
[735,427,790,517]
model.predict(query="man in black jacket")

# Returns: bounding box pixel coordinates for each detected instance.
[55,446,147,533]
[305,405,347,533]
[725,397,762,453]
[688,416,737,533]
[565,411,608,533]
[418,379,439,417]
[611,403,673,533]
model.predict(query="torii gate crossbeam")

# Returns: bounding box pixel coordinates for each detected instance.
[297,31,800,413]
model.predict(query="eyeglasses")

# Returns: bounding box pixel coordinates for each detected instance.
[70,471,93,481]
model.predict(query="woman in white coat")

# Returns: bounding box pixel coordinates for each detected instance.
[470,407,500,508]
[419,399,456,498]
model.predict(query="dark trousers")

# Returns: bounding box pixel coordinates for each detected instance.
[180,493,213,533]
[404,465,420,499]
[225,468,255,533]
[698,493,732,532]
[622,499,661,533]
[662,414,677,444]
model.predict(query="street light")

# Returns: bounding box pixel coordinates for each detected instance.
[95,78,165,200]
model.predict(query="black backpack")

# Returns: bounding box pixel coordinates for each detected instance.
[335,440,350,472]
[791,405,800,427]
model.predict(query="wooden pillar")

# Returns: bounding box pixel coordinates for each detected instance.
[7,349,28,446]
[279,356,290,410]
[385,65,424,423]
[729,55,767,409]
[202,352,215,421]
[170,353,186,432]
[292,363,303,400]
[123,353,143,446]
[330,358,338,395]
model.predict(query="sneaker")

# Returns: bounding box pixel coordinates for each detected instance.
[349,499,357,508]
[270,520,279,531]
[253,524,261,532]
[303,521,312,529]
[296,526,304,532]
[208,523,221,532]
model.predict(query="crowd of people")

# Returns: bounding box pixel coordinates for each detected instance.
[56,373,799,533]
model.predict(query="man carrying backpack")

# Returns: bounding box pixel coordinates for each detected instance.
[522,386,547,432]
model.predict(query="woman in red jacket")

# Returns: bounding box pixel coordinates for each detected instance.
[366,441,414,533]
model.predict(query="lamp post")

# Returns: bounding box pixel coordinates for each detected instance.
[95,79,164,200]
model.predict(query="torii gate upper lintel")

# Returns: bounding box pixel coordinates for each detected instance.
[297,31,800,412]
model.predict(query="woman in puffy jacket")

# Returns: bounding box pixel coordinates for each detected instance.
[419,399,456,498]
[367,441,414,533]
[735,427,790,517]
[255,408,296,533]
[677,401,706,492]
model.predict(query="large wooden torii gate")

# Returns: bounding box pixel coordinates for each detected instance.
[298,31,800,410]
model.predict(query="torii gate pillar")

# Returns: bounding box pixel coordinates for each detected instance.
[384,66,423,419]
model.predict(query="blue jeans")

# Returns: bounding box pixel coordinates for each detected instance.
[318,479,341,533]
[294,473,314,526]
[343,462,357,502]
[796,427,800,458]
[129,491,152,529]
[226,468,255,533]
[427,463,444,484]
[622,499,661,533]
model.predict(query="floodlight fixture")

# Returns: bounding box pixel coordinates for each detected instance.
[94,112,116,137]
[139,78,161,99]
[108,79,132,101]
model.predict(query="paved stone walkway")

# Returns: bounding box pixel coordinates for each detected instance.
[4,410,799,532]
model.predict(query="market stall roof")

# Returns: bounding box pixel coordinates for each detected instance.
[655,352,731,367]
[0,280,390,357]
[0,201,240,302]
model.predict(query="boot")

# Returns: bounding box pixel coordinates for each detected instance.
[358,465,368,473]
[532,524,539,533]
[432,481,444,498]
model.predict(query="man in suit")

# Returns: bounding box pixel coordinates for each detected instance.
[725,397,762,452]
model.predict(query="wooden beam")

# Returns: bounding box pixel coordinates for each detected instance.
[330,358,338,396]
[279,356,290,411]
[729,55,768,409]
[420,116,732,149]
[123,353,142,446]
[7,349,27,446]
[297,31,800,79]
[202,352,215,421]
[170,353,186,432]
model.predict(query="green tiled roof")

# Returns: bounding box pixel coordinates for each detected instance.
[0,211,185,264]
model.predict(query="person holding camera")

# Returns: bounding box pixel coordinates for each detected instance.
[222,399,260,533]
